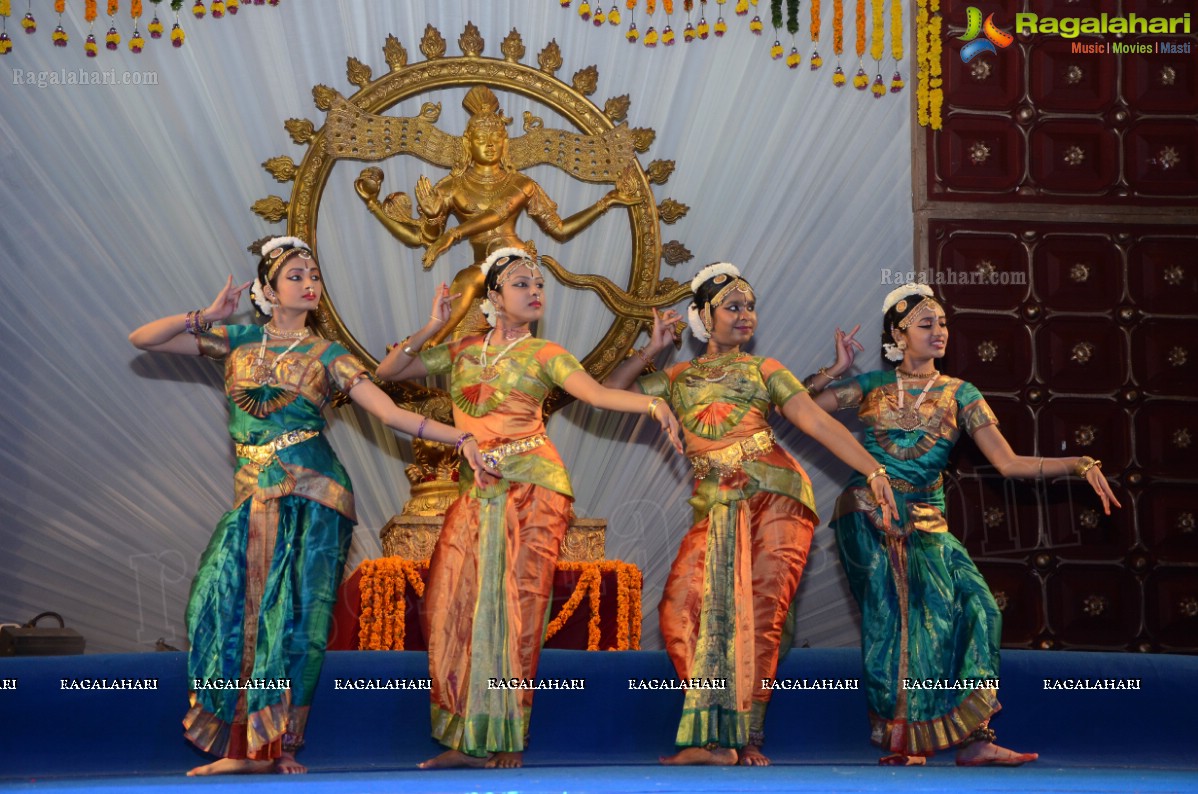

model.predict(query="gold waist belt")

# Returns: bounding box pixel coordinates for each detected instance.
[889,473,944,493]
[236,429,319,469]
[690,429,775,480]
[481,433,548,469]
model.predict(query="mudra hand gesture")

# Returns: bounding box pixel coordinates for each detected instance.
[205,275,254,323]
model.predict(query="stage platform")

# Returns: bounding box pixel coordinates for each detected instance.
[1,648,1195,791]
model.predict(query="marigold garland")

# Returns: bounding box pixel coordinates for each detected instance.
[810,0,820,41]
[86,0,98,22]
[0,0,9,17]
[107,0,119,15]
[356,557,642,652]
[869,0,882,62]
[889,0,900,61]
[56,0,66,14]
[831,0,842,54]
[854,0,864,58]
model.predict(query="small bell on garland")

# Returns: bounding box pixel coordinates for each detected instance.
[697,16,709,37]
[662,24,675,44]
[683,21,695,41]
[735,0,748,14]
[0,32,11,54]
[853,67,869,89]
[786,46,801,68]
[226,0,238,13]
[129,27,144,51]
[643,25,657,45]
[592,6,605,25]
[170,20,184,46]
[832,65,846,86]
[192,1,204,18]
[871,73,885,98]
[578,1,590,20]
[769,39,782,59]
[21,11,35,33]
[889,70,904,93]
[148,15,162,36]
[84,32,98,56]
[625,21,639,41]
[105,24,120,49]
[714,16,727,36]
[53,24,68,46]
[810,50,822,69]
[748,15,762,33]
[211,0,225,18]
[608,6,620,24]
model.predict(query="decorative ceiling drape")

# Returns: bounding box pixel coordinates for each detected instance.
[0,0,911,652]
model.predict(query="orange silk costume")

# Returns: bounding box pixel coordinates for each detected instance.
[418,334,583,756]
[639,352,817,749]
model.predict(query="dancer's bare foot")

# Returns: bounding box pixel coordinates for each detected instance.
[956,741,1038,767]
[418,749,489,769]
[276,752,306,774]
[186,758,274,776]
[739,744,770,766]
[660,746,738,765]
[879,753,926,766]
[486,751,523,768]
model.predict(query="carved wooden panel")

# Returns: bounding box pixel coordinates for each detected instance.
[928,5,1198,203]
[925,219,1198,651]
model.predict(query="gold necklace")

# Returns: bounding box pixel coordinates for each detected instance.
[692,349,740,383]
[251,326,310,384]
[894,370,938,431]
[896,365,938,379]
[478,328,529,382]
[463,168,513,200]
[263,321,310,341]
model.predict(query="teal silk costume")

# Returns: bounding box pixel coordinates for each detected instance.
[184,325,368,759]
[418,335,583,757]
[829,369,1002,756]
[639,352,817,749]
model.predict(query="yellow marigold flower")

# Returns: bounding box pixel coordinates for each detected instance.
[749,15,763,33]
[192,1,205,19]
[171,22,185,47]
[832,65,847,86]
[810,50,823,69]
[129,30,144,52]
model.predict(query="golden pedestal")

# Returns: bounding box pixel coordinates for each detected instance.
[380,514,607,562]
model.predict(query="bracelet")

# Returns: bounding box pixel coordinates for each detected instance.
[803,366,833,394]
[454,432,475,454]
[865,466,888,485]
[185,310,211,336]
[1037,456,1045,479]
[429,314,444,324]
[634,347,654,368]
[416,417,428,440]
[1074,456,1101,478]
[647,397,662,420]
[397,336,419,357]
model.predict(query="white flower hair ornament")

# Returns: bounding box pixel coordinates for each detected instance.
[480,246,534,281]
[690,261,741,294]
[883,342,905,362]
[882,282,934,315]
[687,303,711,343]
[251,278,274,317]
[480,298,497,327]
[260,236,310,259]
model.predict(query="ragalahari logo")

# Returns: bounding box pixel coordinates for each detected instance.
[959,7,1014,62]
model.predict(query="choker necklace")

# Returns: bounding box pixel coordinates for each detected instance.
[252,325,310,384]
[894,370,938,432]
[692,349,740,383]
[896,365,938,379]
[479,328,529,382]
[264,322,310,341]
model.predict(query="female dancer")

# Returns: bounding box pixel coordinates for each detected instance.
[603,263,899,766]
[804,283,1120,766]
[376,246,683,769]
[130,237,494,776]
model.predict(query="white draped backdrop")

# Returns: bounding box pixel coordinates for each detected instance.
[0,1,912,653]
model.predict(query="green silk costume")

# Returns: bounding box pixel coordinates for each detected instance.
[829,369,1002,756]
[183,325,368,759]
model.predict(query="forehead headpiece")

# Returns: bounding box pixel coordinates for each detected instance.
[260,236,313,281]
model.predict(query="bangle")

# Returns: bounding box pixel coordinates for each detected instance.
[865,466,888,485]
[803,366,833,394]
[647,397,662,420]
[416,417,428,440]
[398,336,419,357]
[454,432,475,454]
[1037,457,1045,479]
[634,347,654,368]
[1074,456,1101,478]
[430,314,444,324]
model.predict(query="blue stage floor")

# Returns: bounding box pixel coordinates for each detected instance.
[3,766,1198,794]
